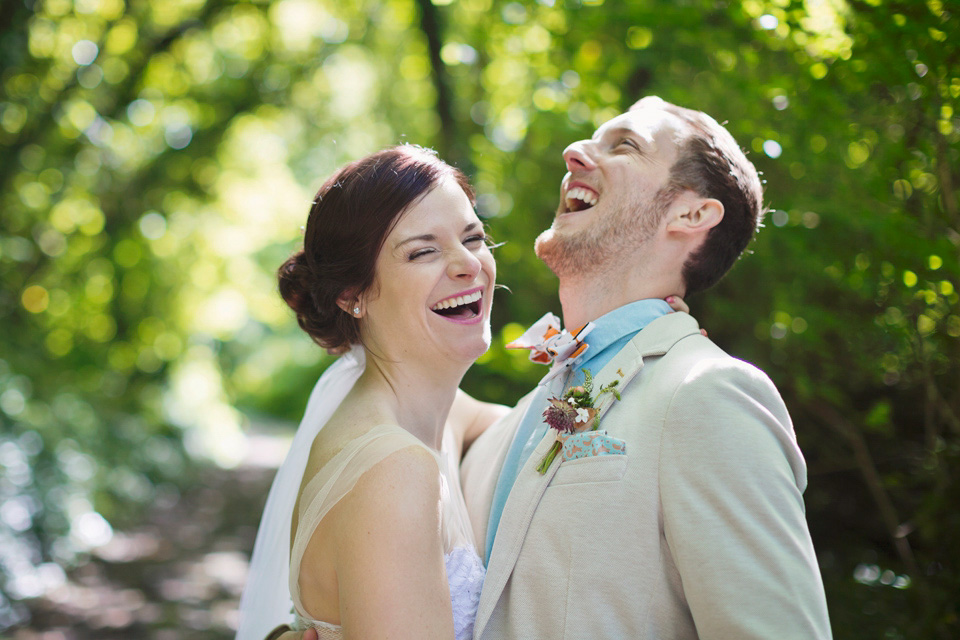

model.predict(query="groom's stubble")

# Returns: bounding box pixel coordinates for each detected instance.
[535,186,671,279]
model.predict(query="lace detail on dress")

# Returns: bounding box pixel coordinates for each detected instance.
[445,546,485,640]
[291,612,341,638]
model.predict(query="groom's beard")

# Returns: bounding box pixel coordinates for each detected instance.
[535,192,668,278]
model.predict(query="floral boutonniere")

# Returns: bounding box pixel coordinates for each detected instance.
[537,369,621,474]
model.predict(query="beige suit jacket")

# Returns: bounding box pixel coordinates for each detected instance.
[461,312,832,639]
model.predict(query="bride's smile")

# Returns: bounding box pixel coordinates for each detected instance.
[430,286,485,323]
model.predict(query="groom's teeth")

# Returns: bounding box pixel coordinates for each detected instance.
[565,187,598,209]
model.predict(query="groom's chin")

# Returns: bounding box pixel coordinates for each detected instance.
[534,229,572,276]
[533,228,557,263]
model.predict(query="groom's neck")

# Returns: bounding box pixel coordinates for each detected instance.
[557,268,683,329]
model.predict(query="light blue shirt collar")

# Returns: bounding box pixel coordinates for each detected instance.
[565,298,673,385]
[579,298,673,358]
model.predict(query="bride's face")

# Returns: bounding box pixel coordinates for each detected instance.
[359,176,496,366]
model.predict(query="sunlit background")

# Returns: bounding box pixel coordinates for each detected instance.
[1,0,957,637]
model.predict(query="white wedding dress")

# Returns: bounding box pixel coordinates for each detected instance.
[288,424,485,640]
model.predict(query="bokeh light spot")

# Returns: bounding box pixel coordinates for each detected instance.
[22,285,49,313]
[72,40,99,66]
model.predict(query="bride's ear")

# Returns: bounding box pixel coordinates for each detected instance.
[337,291,363,318]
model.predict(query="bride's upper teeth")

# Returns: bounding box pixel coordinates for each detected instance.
[432,290,482,311]
[566,186,598,206]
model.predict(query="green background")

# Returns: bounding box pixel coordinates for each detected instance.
[1,0,957,637]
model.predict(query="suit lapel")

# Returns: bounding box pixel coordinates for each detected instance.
[586,311,703,423]
[474,430,562,636]
[590,336,646,422]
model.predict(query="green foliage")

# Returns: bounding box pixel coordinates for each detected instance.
[0,0,957,636]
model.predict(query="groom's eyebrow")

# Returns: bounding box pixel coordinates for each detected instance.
[603,126,642,143]
[395,223,480,248]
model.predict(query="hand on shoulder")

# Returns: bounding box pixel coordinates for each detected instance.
[665,295,707,337]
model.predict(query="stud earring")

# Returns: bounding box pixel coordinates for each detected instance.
[353,307,360,316]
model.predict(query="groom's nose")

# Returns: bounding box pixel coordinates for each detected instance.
[563,140,597,172]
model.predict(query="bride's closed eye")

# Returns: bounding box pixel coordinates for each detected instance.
[408,237,484,261]
[408,247,436,260]
[464,233,486,247]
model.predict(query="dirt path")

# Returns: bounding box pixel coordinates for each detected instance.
[16,460,276,639]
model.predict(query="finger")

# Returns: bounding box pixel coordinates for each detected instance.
[700,329,708,337]
[664,295,690,314]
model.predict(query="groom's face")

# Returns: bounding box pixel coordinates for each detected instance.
[535,106,687,277]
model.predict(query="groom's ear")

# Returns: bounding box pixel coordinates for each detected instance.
[665,191,724,237]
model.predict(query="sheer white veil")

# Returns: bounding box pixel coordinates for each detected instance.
[236,345,366,640]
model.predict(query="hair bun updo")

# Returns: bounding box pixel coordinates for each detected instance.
[277,250,333,343]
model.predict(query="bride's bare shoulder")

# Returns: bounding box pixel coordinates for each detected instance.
[343,443,440,510]
[318,439,443,550]
[295,420,442,539]
[302,404,393,473]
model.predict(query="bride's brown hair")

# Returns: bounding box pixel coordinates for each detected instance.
[278,145,475,352]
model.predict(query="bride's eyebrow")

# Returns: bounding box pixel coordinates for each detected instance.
[395,233,436,249]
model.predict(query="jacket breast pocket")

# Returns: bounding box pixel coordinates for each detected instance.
[548,454,628,487]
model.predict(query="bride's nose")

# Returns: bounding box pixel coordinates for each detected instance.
[447,246,482,280]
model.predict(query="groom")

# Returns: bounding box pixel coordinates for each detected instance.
[275,97,832,639]
[458,96,832,639]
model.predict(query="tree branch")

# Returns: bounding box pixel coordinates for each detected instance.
[414,0,456,163]
[808,402,921,578]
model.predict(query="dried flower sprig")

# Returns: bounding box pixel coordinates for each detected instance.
[536,370,621,473]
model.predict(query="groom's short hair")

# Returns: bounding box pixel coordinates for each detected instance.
[632,97,765,296]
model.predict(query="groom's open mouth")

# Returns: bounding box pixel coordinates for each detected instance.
[431,288,483,320]
[562,185,599,213]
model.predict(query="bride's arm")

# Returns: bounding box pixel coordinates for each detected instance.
[320,446,454,638]
[450,389,510,455]
[271,446,453,640]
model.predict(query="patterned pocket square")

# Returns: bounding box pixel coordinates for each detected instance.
[559,430,627,461]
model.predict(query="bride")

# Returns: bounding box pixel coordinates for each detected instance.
[236,145,507,640]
